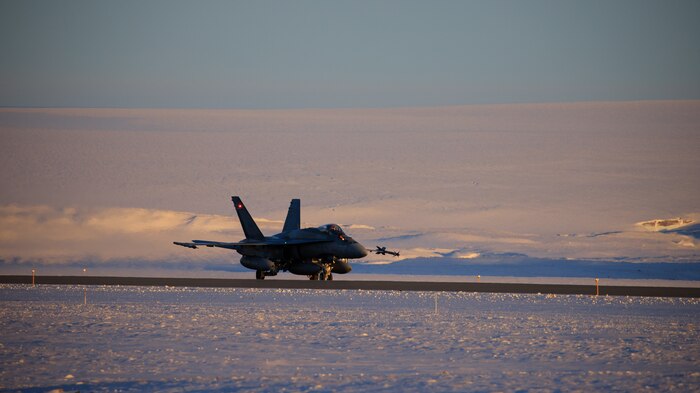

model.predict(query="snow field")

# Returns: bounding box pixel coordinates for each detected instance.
[2,102,699,270]
[1,285,699,392]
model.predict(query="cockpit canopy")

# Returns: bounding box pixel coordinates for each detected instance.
[317,223,356,243]
[318,224,346,236]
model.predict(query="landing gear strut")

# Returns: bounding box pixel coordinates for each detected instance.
[308,266,334,280]
[317,265,333,281]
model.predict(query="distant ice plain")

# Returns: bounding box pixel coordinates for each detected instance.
[0,101,698,277]
[1,285,699,392]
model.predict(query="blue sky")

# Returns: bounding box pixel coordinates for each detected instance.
[1,0,699,108]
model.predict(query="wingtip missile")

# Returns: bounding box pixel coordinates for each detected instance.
[370,245,400,257]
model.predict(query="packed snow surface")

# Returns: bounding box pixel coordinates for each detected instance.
[1,285,699,392]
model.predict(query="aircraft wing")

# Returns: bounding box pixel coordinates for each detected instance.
[272,238,334,245]
[174,240,247,250]
[174,238,333,250]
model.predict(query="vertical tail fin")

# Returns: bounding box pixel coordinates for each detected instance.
[282,199,300,233]
[231,196,265,240]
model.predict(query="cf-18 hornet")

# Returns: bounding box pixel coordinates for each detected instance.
[175,196,371,280]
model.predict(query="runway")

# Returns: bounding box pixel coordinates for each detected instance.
[2,275,699,297]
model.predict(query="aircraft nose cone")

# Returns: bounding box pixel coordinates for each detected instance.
[353,243,369,258]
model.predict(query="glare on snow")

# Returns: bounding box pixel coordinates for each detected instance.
[0,284,699,392]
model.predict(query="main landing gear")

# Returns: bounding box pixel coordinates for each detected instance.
[308,265,333,281]
[255,269,279,280]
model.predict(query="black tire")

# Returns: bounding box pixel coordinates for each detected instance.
[328,273,333,281]
[256,270,265,280]
[309,273,319,280]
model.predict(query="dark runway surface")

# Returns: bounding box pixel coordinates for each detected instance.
[2,275,699,297]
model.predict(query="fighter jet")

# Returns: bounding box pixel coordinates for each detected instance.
[174,196,369,280]
[370,246,400,257]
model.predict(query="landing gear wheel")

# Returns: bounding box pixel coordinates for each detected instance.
[309,273,319,280]
[255,270,265,280]
[319,265,332,281]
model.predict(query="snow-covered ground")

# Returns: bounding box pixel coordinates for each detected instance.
[1,101,699,278]
[1,285,699,392]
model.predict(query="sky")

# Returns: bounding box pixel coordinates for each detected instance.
[1,0,699,108]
